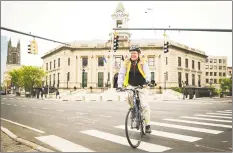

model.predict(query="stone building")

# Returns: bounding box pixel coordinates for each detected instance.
[41,2,208,91]
[205,56,228,89]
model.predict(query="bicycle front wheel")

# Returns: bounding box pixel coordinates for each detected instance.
[125,108,142,148]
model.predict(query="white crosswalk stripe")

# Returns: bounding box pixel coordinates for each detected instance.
[114,125,202,142]
[163,119,232,128]
[150,121,223,134]
[180,116,232,123]
[81,130,172,152]
[206,113,232,116]
[216,111,232,114]
[195,114,232,119]
[35,135,94,152]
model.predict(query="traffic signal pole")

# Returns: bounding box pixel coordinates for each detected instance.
[113,28,232,32]
[110,32,114,89]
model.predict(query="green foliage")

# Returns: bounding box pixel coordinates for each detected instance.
[170,87,183,93]
[8,66,46,91]
[219,77,232,92]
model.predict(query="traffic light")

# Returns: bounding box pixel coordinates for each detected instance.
[28,39,38,54]
[113,34,119,52]
[164,41,169,53]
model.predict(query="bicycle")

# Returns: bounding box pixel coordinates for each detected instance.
[117,85,149,148]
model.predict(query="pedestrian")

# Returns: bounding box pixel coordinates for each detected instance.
[56,89,60,99]
[41,88,44,99]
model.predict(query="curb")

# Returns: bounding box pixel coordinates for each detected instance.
[1,126,54,152]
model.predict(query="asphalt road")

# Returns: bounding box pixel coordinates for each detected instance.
[1,95,232,152]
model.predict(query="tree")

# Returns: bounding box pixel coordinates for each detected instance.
[219,77,232,92]
[8,66,46,92]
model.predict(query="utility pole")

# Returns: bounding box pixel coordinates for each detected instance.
[110,32,115,89]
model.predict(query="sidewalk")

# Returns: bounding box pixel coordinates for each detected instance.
[1,131,38,152]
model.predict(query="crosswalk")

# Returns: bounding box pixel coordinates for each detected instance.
[34,109,232,152]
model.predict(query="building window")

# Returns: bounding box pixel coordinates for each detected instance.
[108,72,110,81]
[166,72,168,81]
[67,72,70,81]
[214,59,217,63]
[219,66,222,70]
[223,73,226,76]
[185,73,188,85]
[210,59,213,63]
[12,53,17,64]
[214,79,217,83]
[54,60,56,69]
[178,57,181,67]
[53,74,55,87]
[57,73,60,88]
[214,65,217,70]
[98,72,104,87]
[185,59,188,68]
[223,66,226,70]
[210,79,213,84]
[206,59,208,63]
[166,57,168,65]
[46,63,48,70]
[58,58,60,67]
[49,75,51,86]
[206,65,209,69]
[206,79,209,83]
[50,62,52,70]
[223,59,226,64]
[219,72,222,76]
[210,65,213,70]
[214,72,217,76]
[210,72,213,76]
[68,58,70,66]
[151,72,155,81]
[178,72,182,87]
[198,62,200,70]
[192,60,195,69]
[98,57,104,67]
[83,72,88,87]
[148,57,154,66]
[198,75,201,87]
[82,57,88,67]
[219,59,222,63]
[192,74,195,86]
[206,72,209,76]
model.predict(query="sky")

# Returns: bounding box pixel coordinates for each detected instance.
[1,1,232,67]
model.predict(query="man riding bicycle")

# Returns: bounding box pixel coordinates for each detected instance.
[116,45,152,134]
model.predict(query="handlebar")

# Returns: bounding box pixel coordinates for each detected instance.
[117,86,143,92]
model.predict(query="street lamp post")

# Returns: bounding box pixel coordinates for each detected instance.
[182,81,185,100]
[209,81,213,98]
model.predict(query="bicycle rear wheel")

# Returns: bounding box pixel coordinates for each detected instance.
[125,108,142,148]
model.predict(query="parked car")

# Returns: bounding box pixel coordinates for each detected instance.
[0,90,6,95]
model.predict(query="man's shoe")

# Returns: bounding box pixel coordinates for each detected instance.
[145,125,152,133]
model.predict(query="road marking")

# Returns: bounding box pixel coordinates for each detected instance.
[1,118,45,133]
[6,104,12,106]
[3,98,6,99]
[1,103,4,104]
[42,108,49,110]
[180,116,232,123]
[150,122,223,134]
[31,107,36,109]
[21,105,26,107]
[195,144,229,152]
[195,114,232,119]
[76,112,87,115]
[206,113,232,116]
[56,123,68,127]
[216,111,232,114]
[224,110,232,112]
[81,130,171,152]
[56,110,64,112]
[164,119,232,128]
[114,125,202,142]
[35,135,94,152]
[99,115,112,118]
[13,105,18,107]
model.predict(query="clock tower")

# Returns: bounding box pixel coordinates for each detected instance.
[110,2,131,41]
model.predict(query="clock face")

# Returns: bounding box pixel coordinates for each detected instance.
[116,11,123,17]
